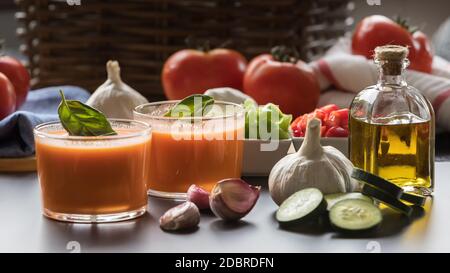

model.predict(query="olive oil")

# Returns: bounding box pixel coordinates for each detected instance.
[350,114,433,193]
[349,45,435,195]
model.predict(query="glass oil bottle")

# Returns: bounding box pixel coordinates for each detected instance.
[349,45,435,195]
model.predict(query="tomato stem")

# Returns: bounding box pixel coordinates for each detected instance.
[185,36,211,52]
[184,36,232,52]
[394,16,419,34]
[271,45,300,63]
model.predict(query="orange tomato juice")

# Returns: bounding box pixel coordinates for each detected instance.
[147,127,244,193]
[35,128,150,216]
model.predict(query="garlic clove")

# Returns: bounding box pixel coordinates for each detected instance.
[187,184,210,210]
[209,178,261,221]
[159,201,200,231]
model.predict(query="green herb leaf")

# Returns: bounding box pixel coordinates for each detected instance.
[164,94,214,118]
[58,90,117,136]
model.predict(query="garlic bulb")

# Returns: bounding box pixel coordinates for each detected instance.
[268,118,359,206]
[86,60,148,119]
[204,87,255,105]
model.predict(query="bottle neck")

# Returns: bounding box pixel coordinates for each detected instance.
[377,59,408,87]
[378,72,407,86]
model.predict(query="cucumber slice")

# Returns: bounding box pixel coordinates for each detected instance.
[276,188,327,225]
[325,192,373,210]
[400,192,427,207]
[329,199,382,232]
[361,184,413,217]
[351,168,403,198]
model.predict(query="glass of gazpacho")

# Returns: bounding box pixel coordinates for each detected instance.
[134,101,244,198]
[34,119,151,223]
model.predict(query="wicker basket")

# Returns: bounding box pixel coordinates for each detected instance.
[15,0,351,100]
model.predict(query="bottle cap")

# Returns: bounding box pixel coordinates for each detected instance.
[374,45,409,61]
[374,45,409,75]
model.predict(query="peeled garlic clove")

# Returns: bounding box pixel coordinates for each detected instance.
[159,202,200,231]
[209,178,260,221]
[187,184,210,210]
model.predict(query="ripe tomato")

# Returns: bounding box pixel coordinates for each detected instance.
[0,56,30,108]
[324,109,349,128]
[291,106,349,138]
[319,104,339,116]
[243,54,320,118]
[291,114,306,137]
[410,31,433,73]
[292,127,305,137]
[291,109,329,137]
[352,15,414,59]
[351,15,433,73]
[325,126,349,137]
[0,72,16,120]
[291,114,304,129]
[162,49,247,100]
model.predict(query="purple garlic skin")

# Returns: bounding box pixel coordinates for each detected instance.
[159,201,200,231]
[209,178,261,221]
[187,184,210,210]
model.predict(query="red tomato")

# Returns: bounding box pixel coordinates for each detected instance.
[352,15,415,59]
[292,127,305,137]
[336,108,349,128]
[291,114,308,137]
[351,15,433,73]
[0,72,16,120]
[162,49,247,100]
[325,126,349,137]
[292,106,349,138]
[320,104,339,116]
[299,114,309,132]
[410,31,433,73]
[325,109,349,128]
[291,110,327,137]
[324,116,338,128]
[313,109,326,123]
[291,114,304,130]
[243,54,320,118]
[0,56,30,108]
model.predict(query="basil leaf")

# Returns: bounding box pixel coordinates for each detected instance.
[164,94,214,117]
[58,90,117,136]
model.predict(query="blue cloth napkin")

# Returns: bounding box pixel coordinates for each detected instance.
[0,86,91,158]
